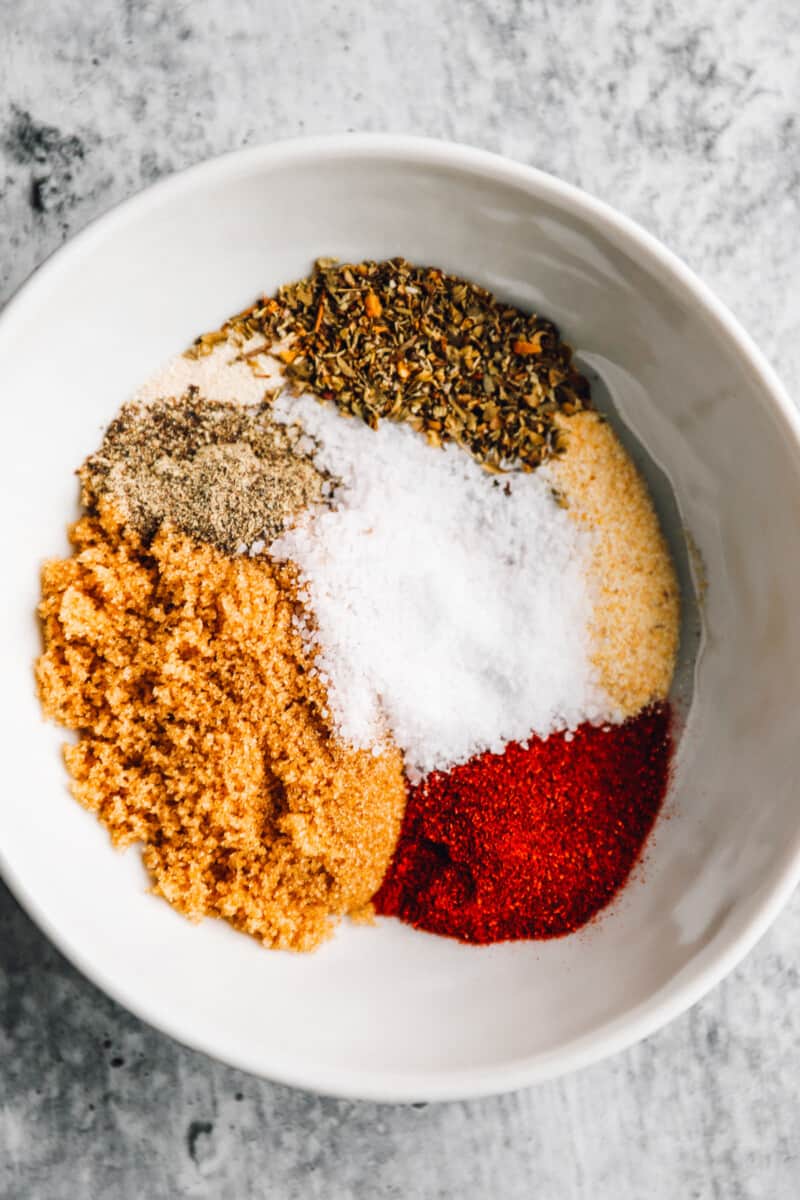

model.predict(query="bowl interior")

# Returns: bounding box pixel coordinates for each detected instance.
[2,139,799,1101]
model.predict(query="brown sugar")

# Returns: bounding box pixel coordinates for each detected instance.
[551,411,680,714]
[35,503,406,951]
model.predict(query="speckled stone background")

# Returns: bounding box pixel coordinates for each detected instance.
[2,1,799,1196]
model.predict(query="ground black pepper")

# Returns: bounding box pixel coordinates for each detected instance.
[79,391,329,554]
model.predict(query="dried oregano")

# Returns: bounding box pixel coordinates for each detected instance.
[188,258,591,472]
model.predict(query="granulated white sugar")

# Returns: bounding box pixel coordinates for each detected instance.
[271,393,618,778]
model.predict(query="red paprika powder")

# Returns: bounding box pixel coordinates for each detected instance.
[373,704,672,944]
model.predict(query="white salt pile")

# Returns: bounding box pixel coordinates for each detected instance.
[270,393,619,778]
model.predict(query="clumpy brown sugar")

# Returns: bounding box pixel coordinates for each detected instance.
[551,411,680,714]
[36,503,406,951]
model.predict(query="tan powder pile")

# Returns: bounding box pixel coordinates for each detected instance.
[133,337,282,408]
[79,394,328,555]
[551,411,680,714]
[36,503,406,950]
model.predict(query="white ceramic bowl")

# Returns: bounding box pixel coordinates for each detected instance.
[2,136,799,1103]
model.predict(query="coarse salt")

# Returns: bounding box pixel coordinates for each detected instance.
[270,392,618,778]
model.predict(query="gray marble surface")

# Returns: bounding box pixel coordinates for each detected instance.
[2,1,799,1196]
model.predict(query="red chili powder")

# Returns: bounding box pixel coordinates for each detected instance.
[373,704,672,944]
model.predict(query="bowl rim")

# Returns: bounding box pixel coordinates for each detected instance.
[2,132,800,1103]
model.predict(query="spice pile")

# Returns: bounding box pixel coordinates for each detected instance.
[79,392,328,554]
[36,257,680,950]
[191,256,591,471]
[374,707,672,942]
